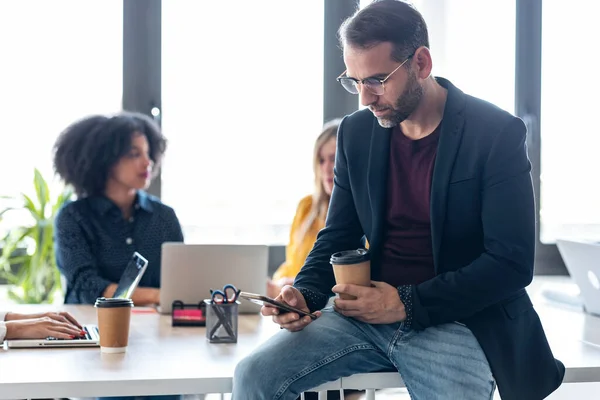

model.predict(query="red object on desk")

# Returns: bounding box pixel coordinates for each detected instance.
[173,309,204,321]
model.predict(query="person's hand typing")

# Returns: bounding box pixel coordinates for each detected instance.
[5,317,84,340]
[261,285,322,332]
[5,311,82,329]
[332,281,406,324]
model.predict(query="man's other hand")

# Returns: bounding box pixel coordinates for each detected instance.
[332,280,406,324]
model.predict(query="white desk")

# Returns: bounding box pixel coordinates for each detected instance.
[527,276,600,383]
[1,276,599,399]
[0,307,284,399]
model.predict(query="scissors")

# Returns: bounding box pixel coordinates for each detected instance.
[210,284,240,304]
[208,284,239,340]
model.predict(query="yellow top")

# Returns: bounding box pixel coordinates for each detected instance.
[273,195,325,281]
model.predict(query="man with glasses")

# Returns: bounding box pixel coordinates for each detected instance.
[233,1,564,399]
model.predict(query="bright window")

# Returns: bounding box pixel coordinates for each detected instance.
[540,1,600,243]
[0,0,122,232]
[359,0,515,113]
[161,1,324,244]
[423,0,515,113]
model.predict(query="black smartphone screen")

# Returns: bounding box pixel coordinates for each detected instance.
[113,252,149,299]
[239,292,318,320]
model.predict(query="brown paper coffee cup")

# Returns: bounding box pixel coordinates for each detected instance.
[330,249,371,300]
[95,297,133,353]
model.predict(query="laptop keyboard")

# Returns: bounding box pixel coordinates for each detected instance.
[46,325,98,340]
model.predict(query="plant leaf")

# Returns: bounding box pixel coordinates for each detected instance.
[0,207,16,218]
[34,168,50,217]
[1,169,68,304]
[21,193,41,221]
[52,186,73,216]
[0,270,19,284]
[0,227,32,269]
[7,289,26,304]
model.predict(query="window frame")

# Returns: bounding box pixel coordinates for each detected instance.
[515,0,566,275]
[123,0,162,197]
[125,0,566,273]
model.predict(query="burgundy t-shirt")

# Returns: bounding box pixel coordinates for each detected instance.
[379,124,440,287]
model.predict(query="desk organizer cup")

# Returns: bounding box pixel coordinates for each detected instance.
[95,297,134,353]
[204,299,239,343]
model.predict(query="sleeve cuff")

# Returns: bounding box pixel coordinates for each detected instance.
[84,278,113,304]
[295,287,329,313]
[0,321,6,343]
[398,285,414,330]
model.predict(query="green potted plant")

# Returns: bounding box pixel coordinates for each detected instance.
[0,168,73,304]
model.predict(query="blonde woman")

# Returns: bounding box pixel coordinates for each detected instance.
[267,119,341,298]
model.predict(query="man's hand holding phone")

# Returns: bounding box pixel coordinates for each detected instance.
[261,285,321,332]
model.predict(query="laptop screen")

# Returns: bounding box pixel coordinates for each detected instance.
[113,252,149,299]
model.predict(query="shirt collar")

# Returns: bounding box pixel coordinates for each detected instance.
[89,190,154,216]
[136,190,154,213]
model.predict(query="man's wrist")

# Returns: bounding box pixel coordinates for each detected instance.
[295,287,328,312]
[397,285,414,330]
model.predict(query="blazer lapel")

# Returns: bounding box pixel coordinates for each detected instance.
[430,78,466,272]
[367,119,392,254]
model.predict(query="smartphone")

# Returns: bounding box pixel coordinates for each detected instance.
[239,292,318,320]
[113,252,148,299]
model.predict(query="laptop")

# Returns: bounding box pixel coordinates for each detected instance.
[555,239,600,316]
[6,252,148,348]
[159,243,269,314]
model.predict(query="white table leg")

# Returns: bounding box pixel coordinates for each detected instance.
[366,389,376,400]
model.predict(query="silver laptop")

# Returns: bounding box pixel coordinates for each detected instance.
[556,239,600,316]
[159,243,269,314]
[6,252,148,348]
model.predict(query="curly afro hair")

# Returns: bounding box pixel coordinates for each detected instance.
[53,111,167,197]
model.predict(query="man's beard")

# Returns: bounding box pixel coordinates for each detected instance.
[376,69,423,128]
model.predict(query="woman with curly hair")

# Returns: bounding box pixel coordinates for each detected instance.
[53,111,183,307]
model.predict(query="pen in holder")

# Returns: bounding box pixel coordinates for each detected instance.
[204,299,239,343]
[205,284,241,344]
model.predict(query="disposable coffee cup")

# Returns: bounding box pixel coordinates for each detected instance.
[95,297,134,353]
[330,249,371,300]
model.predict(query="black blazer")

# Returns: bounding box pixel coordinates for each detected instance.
[294,78,565,400]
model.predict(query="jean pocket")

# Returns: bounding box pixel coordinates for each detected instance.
[399,321,416,337]
[398,320,410,332]
[321,305,335,313]
[394,322,416,346]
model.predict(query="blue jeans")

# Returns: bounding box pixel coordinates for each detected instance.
[233,307,495,399]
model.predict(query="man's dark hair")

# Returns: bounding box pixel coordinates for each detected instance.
[338,0,429,62]
[53,111,167,197]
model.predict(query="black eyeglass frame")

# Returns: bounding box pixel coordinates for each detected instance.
[336,52,416,95]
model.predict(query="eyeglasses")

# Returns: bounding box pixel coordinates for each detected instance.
[337,54,414,96]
